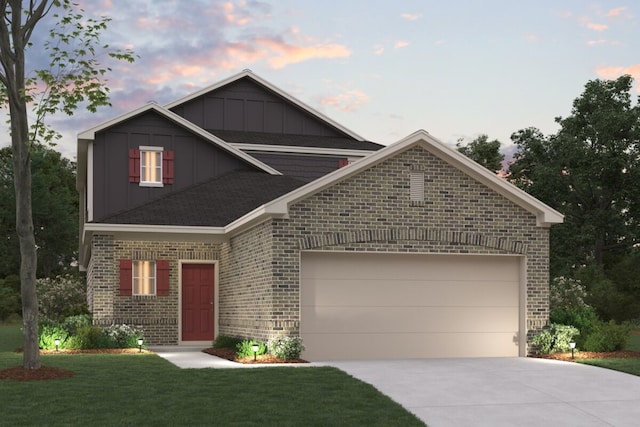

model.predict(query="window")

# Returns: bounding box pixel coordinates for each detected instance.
[119,259,170,296]
[129,147,174,186]
[133,260,156,295]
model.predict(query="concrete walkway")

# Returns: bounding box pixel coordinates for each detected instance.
[151,347,640,427]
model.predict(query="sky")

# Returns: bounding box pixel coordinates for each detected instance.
[7,0,640,161]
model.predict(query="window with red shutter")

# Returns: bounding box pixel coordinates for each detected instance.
[119,259,133,296]
[157,260,170,296]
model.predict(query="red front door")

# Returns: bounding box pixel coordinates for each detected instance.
[181,263,214,341]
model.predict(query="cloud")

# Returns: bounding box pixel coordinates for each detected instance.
[319,88,370,112]
[258,32,351,69]
[524,34,539,42]
[394,40,409,49]
[606,7,628,18]
[373,45,385,55]
[587,39,607,46]
[586,22,608,32]
[401,13,422,21]
[595,64,640,91]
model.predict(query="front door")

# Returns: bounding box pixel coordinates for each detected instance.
[181,263,214,341]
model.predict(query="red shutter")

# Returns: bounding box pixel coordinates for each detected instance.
[157,259,170,296]
[119,259,133,296]
[129,149,140,183]
[338,159,350,168]
[163,151,174,184]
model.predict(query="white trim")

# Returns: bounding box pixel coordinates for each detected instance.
[231,142,378,158]
[164,70,366,141]
[87,143,94,222]
[178,260,218,345]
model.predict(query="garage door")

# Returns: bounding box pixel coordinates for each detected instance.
[300,252,521,360]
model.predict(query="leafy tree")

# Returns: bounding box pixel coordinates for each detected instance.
[0,146,78,278]
[0,0,134,369]
[456,134,505,172]
[508,75,640,275]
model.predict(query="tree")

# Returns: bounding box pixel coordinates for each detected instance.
[0,145,78,278]
[0,1,134,369]
[456,134,505,173]
[508,75,640,275]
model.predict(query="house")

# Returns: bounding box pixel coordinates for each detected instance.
[77,70,563,360]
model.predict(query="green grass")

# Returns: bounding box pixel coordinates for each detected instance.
[0,326,424,426]
[0,325,22,352]
[576,328,640,376]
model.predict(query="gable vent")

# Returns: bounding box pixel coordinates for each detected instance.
[410,170,425,203]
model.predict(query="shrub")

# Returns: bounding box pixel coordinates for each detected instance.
[103,324,144,348]
[532,324,579,355]
[39,324,70,350]
[236,339,267,358]
[0,286,20,321]
[37,274,87,322]
[269,336,305,360]
[213,335,243,349]
[74,325,110,349]
[550,276,590,311]
[550,306,599,348]
[61,314,92,336]
[582,321,633,352]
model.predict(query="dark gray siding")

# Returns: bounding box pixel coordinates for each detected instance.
[248,152,346,182]
[92,111,254,221]
[171,77,349,138]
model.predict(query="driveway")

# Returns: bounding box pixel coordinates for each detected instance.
[322,357,640,427]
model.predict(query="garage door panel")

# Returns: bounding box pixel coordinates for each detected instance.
[301,252,519,282]
[302,306,519,334]
[302,332,519,360]
[302,279,518,307]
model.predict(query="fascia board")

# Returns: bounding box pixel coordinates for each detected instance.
[164,70,366,141]
[230,143,378,157]
[84,223,227,236]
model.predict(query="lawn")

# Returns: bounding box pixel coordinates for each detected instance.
[576,328,640,376]
[0,326,424,426]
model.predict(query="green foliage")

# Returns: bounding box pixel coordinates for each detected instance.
[550,306,598,348]
[74,325,111,349]
[269,336,305,360]
[582,321,633,352]
[38,324,70,350]
[103,324,144,348]
[0,286,20,321]
[236,339,267,358]
[532,324,579,355]
[213,335,243,349]
[36,273,87,322]
[61,314,92,336]
[456,134,505,172]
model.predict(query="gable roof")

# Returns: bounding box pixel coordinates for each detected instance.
[95,171,305,227]
[227,130,564,232]
[76,102,282,183]
[165,69,366,141]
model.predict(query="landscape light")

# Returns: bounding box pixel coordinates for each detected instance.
[54,338,60,352]
[251,343,259,361]
[138,338,144,353]
[569,342,576,359]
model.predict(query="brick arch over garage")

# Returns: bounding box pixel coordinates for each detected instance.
[298,227,529,254]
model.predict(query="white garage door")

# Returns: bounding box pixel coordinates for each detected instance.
[300,252,522,360]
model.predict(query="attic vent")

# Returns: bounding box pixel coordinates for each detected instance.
[410,170,425,203]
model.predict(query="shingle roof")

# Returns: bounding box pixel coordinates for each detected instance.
[210,130,384,151]
[95,171,306,227]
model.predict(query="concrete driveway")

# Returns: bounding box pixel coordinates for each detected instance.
[322,357,640,426]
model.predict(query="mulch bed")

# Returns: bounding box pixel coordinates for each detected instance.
[202,347,308,364]
[530,350,640,362]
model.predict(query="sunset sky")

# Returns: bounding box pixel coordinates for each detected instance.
[10,0,640,160]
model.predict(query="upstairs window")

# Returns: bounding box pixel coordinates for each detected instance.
[129,147,174,186]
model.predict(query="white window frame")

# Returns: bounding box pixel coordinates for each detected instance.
[139,146,163,187]
[133,260,157,296]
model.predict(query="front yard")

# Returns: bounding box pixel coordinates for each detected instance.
[0,325,424,426]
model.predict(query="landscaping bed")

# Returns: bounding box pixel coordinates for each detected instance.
[202,347,308,364]
[531,350,640,362]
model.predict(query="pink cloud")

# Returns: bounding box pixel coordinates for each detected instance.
[596,64,640,91]
[401,13,422,21]
[319,89,369,112]
[373,45,385,55]
[587,39,607,46]
[253,32,350,69]
[607,7,627,17]
[222,1,251,25]
[586,22,608,32]
[394,40,409,49]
